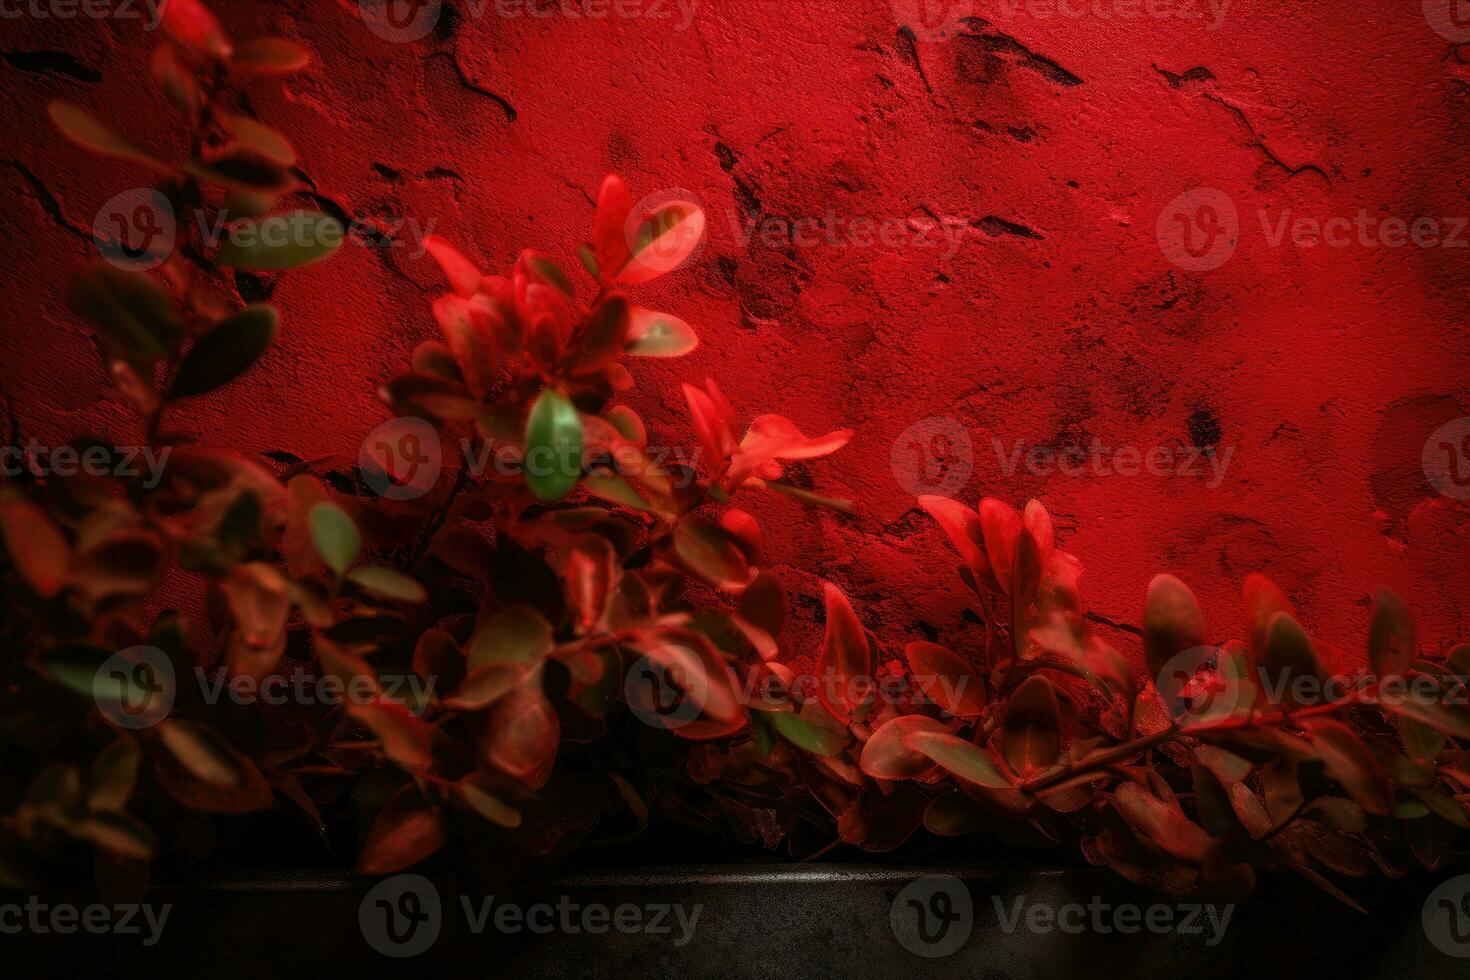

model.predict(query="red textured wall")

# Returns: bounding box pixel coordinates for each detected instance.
[3,0,1469,666]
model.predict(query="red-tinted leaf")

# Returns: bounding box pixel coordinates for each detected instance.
[348,701,435,772]
[615,198,705,285]
[1244,573,1294,667]
[161,0,232,59]
[905,641,985,720]
[978,497,1022,594]
[433,294,496,399]
[672,513,756,591]
[1303,718,1393,816]
[565,534,617,632]
[1112,782,1212,862]
[0,497,70,598]
[151,721,273,814]
[1002,674,1062,775]
[917,495,990,586]
[815,582,873,723]
[481,669,559,786]
[359,785,444,875]
[859,714,946,779]
[592,174,634,281]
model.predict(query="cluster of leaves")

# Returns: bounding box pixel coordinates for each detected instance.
[3,2,1465,905]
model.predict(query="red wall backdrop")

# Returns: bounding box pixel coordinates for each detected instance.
[3,0,1468,668]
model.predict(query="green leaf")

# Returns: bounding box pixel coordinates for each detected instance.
[1001,674,1061,775]
[185,152,291,194]
[765,704,848,756]
[67,264,182,360]
[1304,718,1393,816]
[348,566,428,604]
[460,778,522,828]
[1263,612,1322,707]
[576,244,599,278]
[1381,684,1470,740]
[224,115,297,166]
[48,102,171,173]
[524,390,583,501]
[673,514,756,591]
[466,607,554,668]
[1143,573,1205,681]
[1368,588,1415,679]
[216,212,343,270]
[909,730,1012,789]
[308,503,360,575]
[170,305,277,398]
[626,306,698,357]
[231,37,311,73]
[41,645,113,699]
